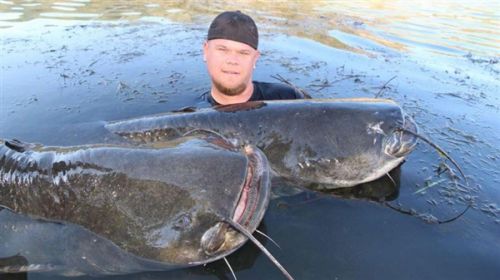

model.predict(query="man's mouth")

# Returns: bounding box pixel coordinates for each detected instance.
[222,70,240,75]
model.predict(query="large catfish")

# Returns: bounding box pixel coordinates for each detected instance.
[0,137,274,276]
[106,98,418,190]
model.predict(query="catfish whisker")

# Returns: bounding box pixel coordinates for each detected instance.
[255,229,281,249]
[384,201,471,224]
[393,128,472,222]
[436,203,471,224]
[386,172,396,188]
[223,257,237,280]
[396,128,468,185]
[223,218,294,280]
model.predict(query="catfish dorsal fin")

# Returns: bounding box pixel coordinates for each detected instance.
[171,106,197,113]
[5,139,32,153]
[0,204,14,212]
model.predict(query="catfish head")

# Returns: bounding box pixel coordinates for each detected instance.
[278,101,419,189]
[138,140,271,266]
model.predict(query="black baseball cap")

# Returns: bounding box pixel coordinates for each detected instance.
[207,11,259,50]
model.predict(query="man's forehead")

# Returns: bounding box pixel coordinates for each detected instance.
[208,39,255,51]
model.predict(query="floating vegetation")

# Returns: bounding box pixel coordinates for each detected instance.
[414,178,447,194]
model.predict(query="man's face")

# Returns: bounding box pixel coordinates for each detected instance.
[203,39,260,96]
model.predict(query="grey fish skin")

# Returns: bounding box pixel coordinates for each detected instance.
[0,137,270,275]
[106,98,418,189]
[0,209,173,276]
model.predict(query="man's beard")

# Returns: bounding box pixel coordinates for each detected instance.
[212,79,248,96]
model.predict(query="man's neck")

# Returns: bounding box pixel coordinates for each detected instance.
[210,82,254,105]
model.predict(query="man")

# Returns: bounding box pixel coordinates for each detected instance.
[200,10,305,106]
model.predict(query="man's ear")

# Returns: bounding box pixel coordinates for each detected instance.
[253,50,261,65]
[202,41,209,61]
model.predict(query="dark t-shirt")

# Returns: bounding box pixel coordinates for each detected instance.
[198,81,304,107]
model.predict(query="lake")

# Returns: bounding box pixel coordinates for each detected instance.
[1,0,499,279]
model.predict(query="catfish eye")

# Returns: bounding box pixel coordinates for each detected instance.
[173,213,191,230]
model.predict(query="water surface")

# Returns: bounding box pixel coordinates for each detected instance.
[1,1,499,279]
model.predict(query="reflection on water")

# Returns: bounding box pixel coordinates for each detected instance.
[0,253,28,280]
[0,0,498,57]
[328,165,401,202]
[271,165,400,205]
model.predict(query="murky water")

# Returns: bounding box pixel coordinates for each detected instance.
[1,0,499,279]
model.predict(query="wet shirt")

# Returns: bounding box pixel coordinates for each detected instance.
[197,81,305,107]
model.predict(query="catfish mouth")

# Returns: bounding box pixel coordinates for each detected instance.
[233,145,262,225]
[201,145,269,256]
[384,114,419,158]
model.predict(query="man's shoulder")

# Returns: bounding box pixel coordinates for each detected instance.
[198,90,218,107]
[251,81,305,101]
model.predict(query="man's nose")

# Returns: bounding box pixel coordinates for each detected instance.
[225,53,239,65]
